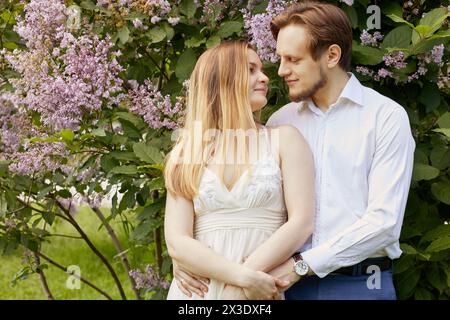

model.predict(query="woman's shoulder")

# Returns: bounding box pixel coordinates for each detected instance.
[266,124,305,141]
[266,125,310,160]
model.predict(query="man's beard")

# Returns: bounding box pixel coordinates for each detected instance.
[289,67,327,102]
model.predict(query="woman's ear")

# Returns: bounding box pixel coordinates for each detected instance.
[326,44,342,69]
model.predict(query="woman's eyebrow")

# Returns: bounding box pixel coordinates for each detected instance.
[249,62,262,68]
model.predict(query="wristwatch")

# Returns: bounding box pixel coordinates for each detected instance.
[292,253,309,276]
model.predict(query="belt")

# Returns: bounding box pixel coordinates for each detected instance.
[331,257,393,276]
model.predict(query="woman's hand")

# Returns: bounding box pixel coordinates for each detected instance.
[173,260,210,298]
[220,284,247,300]
[241,270,285,300]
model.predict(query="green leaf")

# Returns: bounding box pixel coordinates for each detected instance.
[412,164,439,181]
[422,225,450,243]
[57,189,72,199]
[110,165,138,175]
[179,0,197,18]
[100,154,119,172]
[431,181,450,205]
[109,151,138,161]
[20,235,38,252]
[411,34,449,55]
[425,237,450,253]
[445,269,450,289]
[185,35,206,48]
[414,148,428,164]
[400,243,417,255]
[118,26,130,44]
[3,30,20,43]
[11,267,32,287]
[385,13,414,28]
[123,12,148,20]
[147,27,166,43]
[119,119,142,139]
[133,142,164,164]
[3,42,18,50]
[217,21,243,38]
[206,35,221,49]
[175,48,197,81]
[414,25,433,38]
[419,7,449,28]
[91,128,106,137]
[111,193,118,217]
[0,10,11,23]
[29,136,59,143]
[138,164,164,171]
[430,146,450,170]
[415,288,433,300]
[120,190,136,209]
[137,199,165,222]
[161,22,174,41]
[80,0,96,10]
[136,185,150,206]
[115,112,146,129]
[352,41,385,65]
[60,129,74,142]
[419,83,441,112]
[36,186,53,200]
[148,177,165,190]
[438,112,450,128]
[342,5,358,29]
[42,211,55,225]
[381,2,403,18]
[380,25,412,50]
[433,128,450,140]
[395,266,421,299]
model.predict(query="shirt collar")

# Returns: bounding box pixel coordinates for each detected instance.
[297,72,364,113]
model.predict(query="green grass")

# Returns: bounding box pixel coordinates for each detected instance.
[0,206,154,300]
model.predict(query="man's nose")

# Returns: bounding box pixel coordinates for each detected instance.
[278,62,289,78]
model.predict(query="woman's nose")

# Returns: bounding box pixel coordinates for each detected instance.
[260,73,269,83]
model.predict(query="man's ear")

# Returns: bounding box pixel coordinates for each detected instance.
[326,44,341,69]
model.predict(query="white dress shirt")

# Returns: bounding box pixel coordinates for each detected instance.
[266,73,415,278]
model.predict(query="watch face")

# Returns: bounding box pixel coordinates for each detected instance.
[294,261,309,276]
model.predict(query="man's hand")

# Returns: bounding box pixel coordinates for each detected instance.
[220,284,247,300]
[173,260,210,298]
[269,258,301,293]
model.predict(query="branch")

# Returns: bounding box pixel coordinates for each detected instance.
[92,206,142,300]
[151,190,163,273]
[146,48,169,82]
[54,199,127,300]
[46,233,83,240]
[32,252,54,300]
[35,251,113,300]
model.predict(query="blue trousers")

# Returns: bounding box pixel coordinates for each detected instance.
[285,269,397,300]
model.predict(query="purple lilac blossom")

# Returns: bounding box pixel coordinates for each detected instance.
[242,0,294,63]
[126,80,184,130]
[129,265,169,290]
[383,51,407,69]
[360,30,384,47]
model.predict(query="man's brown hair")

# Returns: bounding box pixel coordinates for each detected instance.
[270,1,353,71]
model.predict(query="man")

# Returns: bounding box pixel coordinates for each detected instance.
[173,1,415,300]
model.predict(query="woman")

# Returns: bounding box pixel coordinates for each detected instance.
[164,41,314,300]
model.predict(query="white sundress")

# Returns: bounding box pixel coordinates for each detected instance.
[167,128,287,300]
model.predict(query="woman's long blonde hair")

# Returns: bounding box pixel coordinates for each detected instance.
[164,41,261,199]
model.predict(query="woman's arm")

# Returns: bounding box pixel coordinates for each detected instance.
[242,125,315,273]
[164,190,280,299]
